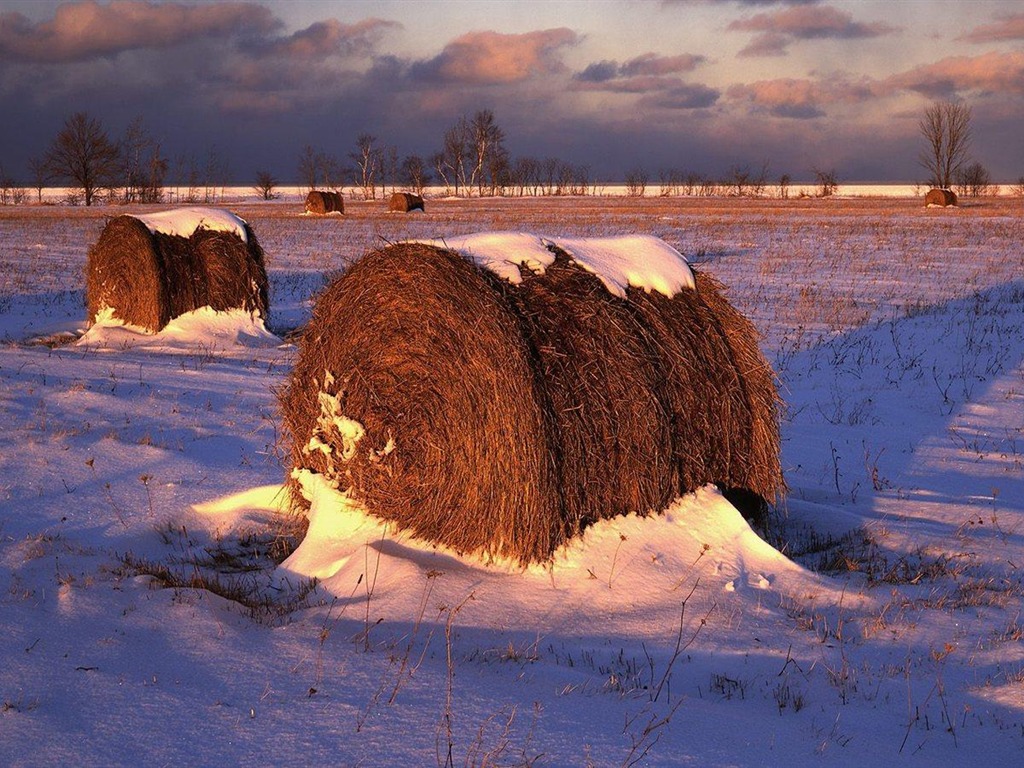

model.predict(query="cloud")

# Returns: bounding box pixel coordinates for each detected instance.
[575,53,704,83]
[885,51,1024,99]
[957,12,1024,44]
[661,1,820,6]
[729,4,898,56]
[0,1,279,63]
[727,76,876,118]
[410,28,579,84]
[254,18,400,60]
[639,82,720,109]
[572,53,707,98]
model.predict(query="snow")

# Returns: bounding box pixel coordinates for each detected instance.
[133,206,250,242]
[412,231,695,297]
[413,231,557,284]
[2,197,1024,766]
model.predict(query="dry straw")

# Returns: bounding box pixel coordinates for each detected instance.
[388,192,425,213]
[304,190,344,215]
[87,214,268,332]
[281,241,781,563]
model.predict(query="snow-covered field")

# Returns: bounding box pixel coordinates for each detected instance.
[1,196,1022,766]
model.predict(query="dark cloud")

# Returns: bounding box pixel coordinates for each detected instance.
[409,28,579,84]
[572,53,707,98]
[957,12,1024,44]
[0,1,279,63]
[639,82,720,109]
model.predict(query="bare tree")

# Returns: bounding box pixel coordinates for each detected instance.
[44,112,119,206]
[253,170,278,200]
[625,168,648,197]
[778,173,791,200]
[27,155,50,203]
[467,109,505,195]
[400,154,429,195]
[120,116,167,203]
[297,144,318,191]
[350,134,381,199]
[1014,177,1024,197]
[955,160,991,197]
[812,167,839,197]
[919,100,972,189]
[440,119,470,196]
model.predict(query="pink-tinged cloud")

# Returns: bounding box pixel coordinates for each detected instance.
[886,51,1024,98]
[0,1,279,63]
[412,28,579,84]
[736,32,790,57]
[958,12,1024,43]
[727,76,877,118]
[256,18,400,60]
[729,4,897,56]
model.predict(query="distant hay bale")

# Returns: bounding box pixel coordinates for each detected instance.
[86,209,268,333]
[388,192,425,213]
[304,190,344,215]
[281,239,781,563]
[925,188,957,207]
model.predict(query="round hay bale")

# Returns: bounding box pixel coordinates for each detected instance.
[506,253,676,532]
[190,223,269,318]
[388,192,425,213]
[925,188,957,207]
[87,209,268,333]
[304,190,344,215]
[282,238,782,562]
[281,243,565,563]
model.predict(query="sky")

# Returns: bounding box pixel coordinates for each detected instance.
[1,0,1023,183]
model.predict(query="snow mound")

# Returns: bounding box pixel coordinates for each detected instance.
[133,207,249,242]
[79,306,280,350]
[410,231,694,298]
[240,473,843,639]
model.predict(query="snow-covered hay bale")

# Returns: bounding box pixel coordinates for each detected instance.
[281,234,781,563]
[925,188,957,207]
[388,192,424,213]
[87,207,268,333]
[304,190,344,215]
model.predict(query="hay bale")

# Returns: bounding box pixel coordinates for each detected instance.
[282,243,565,562]
[925,188,957,207]
[304,190,344,215]
[388,192,424,213]
[281,237,781,563]
[87,208,268,332]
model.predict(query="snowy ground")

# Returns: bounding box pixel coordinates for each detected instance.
[1,196,1022,766]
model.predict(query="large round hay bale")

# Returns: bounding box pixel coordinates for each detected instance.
[388,192,424,213]
[86,208,268,332]
[925,188,957,207]
[304,190,344,215]
[281,243,566,562]
[282,237,781,563]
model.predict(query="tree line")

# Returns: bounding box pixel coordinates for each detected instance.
[0,101,1018,206]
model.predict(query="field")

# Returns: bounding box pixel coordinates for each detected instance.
[1,195,1023,766]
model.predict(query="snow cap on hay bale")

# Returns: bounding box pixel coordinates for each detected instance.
[304,190,344,215]
[281,233,781,563]
[87,207,268,333]
[925,188,957,207]
[388,192,424,212]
